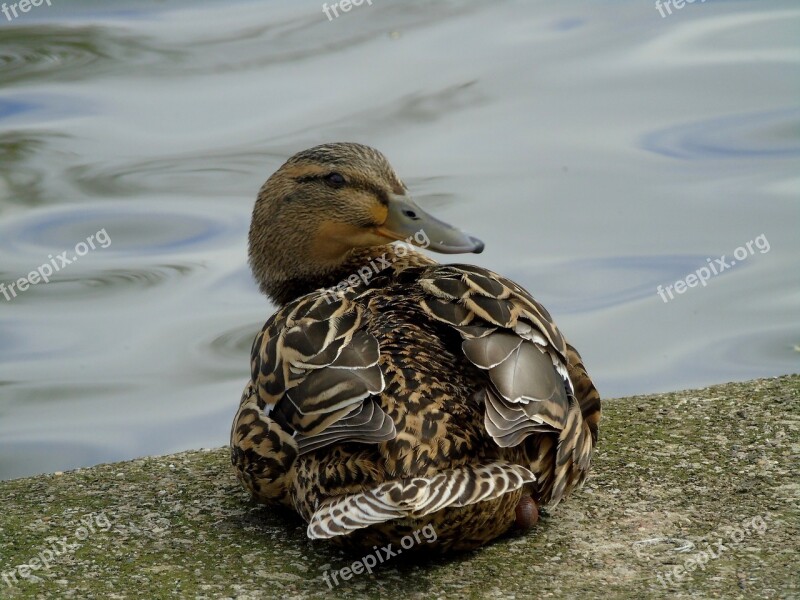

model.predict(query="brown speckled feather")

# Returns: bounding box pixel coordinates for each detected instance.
[417,263,596,504]
[231,250,601,549]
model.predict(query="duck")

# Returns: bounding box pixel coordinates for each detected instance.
[230,142,601,551]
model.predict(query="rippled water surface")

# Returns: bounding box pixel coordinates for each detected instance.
[1,0,798,479]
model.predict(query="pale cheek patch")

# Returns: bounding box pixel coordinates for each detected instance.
[370,203,389,225]
[311,221,385,262]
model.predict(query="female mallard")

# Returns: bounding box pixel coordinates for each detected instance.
[231,143,600,551]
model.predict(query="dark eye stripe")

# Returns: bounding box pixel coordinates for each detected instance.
[293,173,388,205]
[294,173,345,186]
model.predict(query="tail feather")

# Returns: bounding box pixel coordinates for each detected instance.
[307,461,535,539]
[549,395,594,505]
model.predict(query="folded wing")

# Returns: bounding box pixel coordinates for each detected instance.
[418,264,599,504]
[230,291,396,505]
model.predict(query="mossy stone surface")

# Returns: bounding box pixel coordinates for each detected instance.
[1,375,798,599]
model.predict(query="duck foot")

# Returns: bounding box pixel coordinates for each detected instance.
[515,494,539,530]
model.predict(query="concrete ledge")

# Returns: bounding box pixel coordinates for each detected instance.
[1,375,798,599]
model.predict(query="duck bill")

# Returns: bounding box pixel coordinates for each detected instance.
[376,195,484,254]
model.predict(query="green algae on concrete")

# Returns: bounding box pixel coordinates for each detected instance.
[1,374,798,599]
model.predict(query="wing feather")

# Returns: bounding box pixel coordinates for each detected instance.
[418,264,600,504]
[232,290,397,510]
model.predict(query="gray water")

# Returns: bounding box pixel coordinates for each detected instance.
[0,0,798,480]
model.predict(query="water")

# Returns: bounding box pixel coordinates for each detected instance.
[1,0,798,480]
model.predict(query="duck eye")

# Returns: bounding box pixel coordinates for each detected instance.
[324,172,346,188]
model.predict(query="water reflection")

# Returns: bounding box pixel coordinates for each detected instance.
[506,254,746,315]
[642,108,800,159]
[0,26,173,87]
[0,265,198,302]
[0,201,246,258]
[0,0,797,480]
[67,149,279,198]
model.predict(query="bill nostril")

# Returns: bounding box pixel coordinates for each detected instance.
[403,209,419,220]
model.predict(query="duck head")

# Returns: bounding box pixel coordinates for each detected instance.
[249,142,483,305]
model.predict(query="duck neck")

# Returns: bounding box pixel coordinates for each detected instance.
[261,245,436,306]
